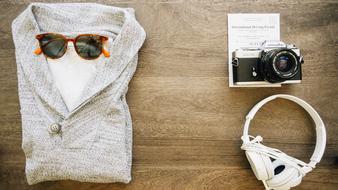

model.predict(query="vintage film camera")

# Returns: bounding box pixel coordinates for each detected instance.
[231,41,304,86]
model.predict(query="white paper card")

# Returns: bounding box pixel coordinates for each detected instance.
[228,13,280,87]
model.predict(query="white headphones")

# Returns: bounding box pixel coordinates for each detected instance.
[241,94,326,190]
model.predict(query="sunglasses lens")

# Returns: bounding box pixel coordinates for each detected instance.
[39,34,67,59]
[75,35,103,59]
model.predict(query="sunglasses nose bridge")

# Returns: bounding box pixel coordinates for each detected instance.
[65,39,76,48]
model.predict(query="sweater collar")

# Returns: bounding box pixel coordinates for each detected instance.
[12,3,146,118]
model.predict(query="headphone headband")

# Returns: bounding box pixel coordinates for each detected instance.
[242,94,326,167]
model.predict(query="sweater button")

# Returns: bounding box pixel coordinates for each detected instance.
[49,123,61,134]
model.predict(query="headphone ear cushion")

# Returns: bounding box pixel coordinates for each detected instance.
[266,160,301,189]
[245,151,274,180]
[286,175,302,189]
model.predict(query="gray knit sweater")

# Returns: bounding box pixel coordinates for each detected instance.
[11,3,145,185]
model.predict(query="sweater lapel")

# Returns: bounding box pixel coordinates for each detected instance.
[12,4,69,117]
[76,11,146,112]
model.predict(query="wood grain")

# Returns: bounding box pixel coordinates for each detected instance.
[0,0,337,189]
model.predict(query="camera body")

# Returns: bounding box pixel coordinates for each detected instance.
[232,41,304,86]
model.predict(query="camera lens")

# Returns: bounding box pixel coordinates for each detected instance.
[275,55,293,72]
[260,48,300,83]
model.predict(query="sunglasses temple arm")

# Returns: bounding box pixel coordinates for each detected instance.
[102,48,110,57]
[34,48,42,55]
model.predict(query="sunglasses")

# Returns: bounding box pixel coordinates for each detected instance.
[34,33,110,60]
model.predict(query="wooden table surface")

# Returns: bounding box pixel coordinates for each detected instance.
[0,0,337,189]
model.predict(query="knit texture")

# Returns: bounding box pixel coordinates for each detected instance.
[11,3,146,185]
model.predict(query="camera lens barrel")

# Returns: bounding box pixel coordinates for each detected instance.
[260,48,300,83]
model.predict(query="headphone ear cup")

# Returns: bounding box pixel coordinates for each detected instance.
[261,154,274,179]
[245,151,274,180]
[266,160,302,189]
[286,175,302,189]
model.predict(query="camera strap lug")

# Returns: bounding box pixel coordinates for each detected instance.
[232,58,239,67]
[299,55,304,64]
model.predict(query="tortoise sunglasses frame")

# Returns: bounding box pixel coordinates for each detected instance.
[34,33,110,60]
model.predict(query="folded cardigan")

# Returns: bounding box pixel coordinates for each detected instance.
[11,3,146,184]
